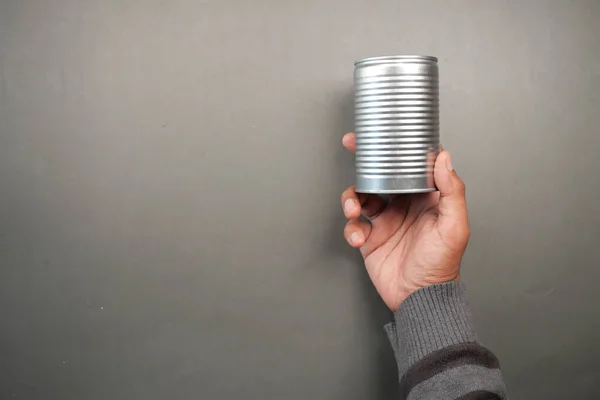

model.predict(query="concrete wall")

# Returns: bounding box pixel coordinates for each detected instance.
[1,1,599,398]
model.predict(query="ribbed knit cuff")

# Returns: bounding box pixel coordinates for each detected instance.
[383,281,477,378]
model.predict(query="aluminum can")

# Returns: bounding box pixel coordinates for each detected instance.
[354,55,439,193]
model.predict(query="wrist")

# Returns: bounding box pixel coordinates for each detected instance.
[397,272,460,311]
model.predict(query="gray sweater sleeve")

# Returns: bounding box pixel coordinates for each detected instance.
[384,281,508,400]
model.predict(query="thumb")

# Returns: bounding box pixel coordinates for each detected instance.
[434,150,469,235]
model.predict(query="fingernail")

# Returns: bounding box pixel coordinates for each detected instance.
[349,231,362,245]
[445,152,454,171]
[344,199,355,214]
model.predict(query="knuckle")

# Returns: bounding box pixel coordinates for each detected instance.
[456,222,471,245]
[343,222,353,236]
[341,185,356,201]
[462,226,471,242]
[454,179,466,196]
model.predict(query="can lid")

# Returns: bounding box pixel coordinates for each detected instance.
[354,55,438,66]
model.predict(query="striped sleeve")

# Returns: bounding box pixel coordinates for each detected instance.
[384,282,507,400]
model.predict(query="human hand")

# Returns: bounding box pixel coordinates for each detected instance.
[341,133,470,311]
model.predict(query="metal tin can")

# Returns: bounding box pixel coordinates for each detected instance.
[354,55,439,193]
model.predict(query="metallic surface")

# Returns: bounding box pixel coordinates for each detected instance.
[354,56,439,193]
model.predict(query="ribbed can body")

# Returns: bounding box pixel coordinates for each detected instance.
[354,56,439,193]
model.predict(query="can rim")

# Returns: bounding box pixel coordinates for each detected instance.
[354,55,438,65]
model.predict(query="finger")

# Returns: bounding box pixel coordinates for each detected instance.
[434,150,469,236]
[341,185,362,219]
[341,186,388,221]
[342,132,356,153]
[358,192,388,220]
[344,219,372,249]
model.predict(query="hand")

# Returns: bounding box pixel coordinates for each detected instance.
[341,133,470,311]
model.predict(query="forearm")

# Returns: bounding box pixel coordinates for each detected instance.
[385,282,507,400]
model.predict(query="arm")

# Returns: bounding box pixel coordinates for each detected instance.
[340,133,507,399]
[386,282,506,399]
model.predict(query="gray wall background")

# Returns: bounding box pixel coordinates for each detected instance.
[1,1,599,399]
